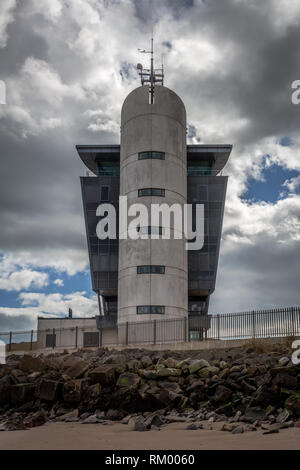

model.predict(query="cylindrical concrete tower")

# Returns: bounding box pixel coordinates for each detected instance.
[118,85,188,327]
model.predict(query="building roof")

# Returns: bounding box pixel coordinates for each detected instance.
[76,144,232,176]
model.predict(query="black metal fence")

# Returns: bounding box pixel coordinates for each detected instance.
[0,307,299,351]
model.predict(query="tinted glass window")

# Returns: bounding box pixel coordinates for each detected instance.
[138,188,165,197]
[100,186,109,201]
[138,151,165,160]
[137,306,165,314]
[137,265,165,274]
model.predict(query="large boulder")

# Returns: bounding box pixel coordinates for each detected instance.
[89,364,116,386]
[63,379,89,403]
[0,376,11,404]
[188,359,210,375]
[285,394,300,416]
[138,369,158,380]
[213,385,232,404]
[65,359,89,379]
[10,383,36,404]
[156,368,181,378]
[37,379,61,402]
[116,372,141,390]
[244,406,267,423]
[127,359,141,372]
[19,355,45,373]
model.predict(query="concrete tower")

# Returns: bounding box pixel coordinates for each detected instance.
[118,85,188,324]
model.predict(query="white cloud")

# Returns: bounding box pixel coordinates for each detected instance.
[0,268,48,292]
[0,0,16,48]
[53,278,64,287]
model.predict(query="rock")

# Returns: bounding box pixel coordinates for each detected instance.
[163,357,178,369]
[106,409,125,421]
[89,365,116,386]
[81,414,99,424]
[273,373,297,389]
[0,377,11,404]
[230,365,242,373]
[128,415,150,431]
[10,383,35,404]
[232,425,244,434]
[276,409,290,423]
[197,368,211,379]
[144,413,164,428]
[219,361,227,370]
[85,383,101,400]
[156,368,181,378]
[188,359,209,375]
[27,372,41,382]
[127,359,141,372]
[219,368,230,379]
[141,356,153,368]
[66,360,89,379]
[116,372,141,390]
[294,421,300,428]
[63,379,88,403]
[56,409,79,422]
[222,423,240,432]
[186,422,203,430]
[244,407,267,423]
[213,385,232,404]
[37,379,61,402]
[166,415,187,423]
[19,355,45,373]
[255,385,279,406]
[278,357,290,366]
[138,369,158,380]
[24,410,47,428]
[263,429,279,435]
[285,394,300,416]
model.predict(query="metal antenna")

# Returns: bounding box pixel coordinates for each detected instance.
[137,38,164,104]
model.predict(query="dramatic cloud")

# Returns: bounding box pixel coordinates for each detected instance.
[0,0,299,327]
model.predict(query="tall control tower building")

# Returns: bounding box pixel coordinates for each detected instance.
[76,43,231,340]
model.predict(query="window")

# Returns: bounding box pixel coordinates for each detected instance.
[137,265,165,274]
[46,334,56,348]
[138,151,165,160]
[138,188,165,197]
[137,226,164,235]
[137,306,165,314]
[83,332,99,348]
[100,186,109,201]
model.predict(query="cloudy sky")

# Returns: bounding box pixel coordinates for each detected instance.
[0,0,300,332]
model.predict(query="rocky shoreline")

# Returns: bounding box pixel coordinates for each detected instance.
[0,341,299,435]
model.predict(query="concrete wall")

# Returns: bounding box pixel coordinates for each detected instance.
[118,86,188,327]
[37,318,118,349]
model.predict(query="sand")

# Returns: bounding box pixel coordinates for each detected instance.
[0,421,299,450]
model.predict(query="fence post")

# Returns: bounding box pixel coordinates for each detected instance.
[184,317,187,342]
[153,320,156,345]
[30,330,33,351]
[99,327,103,347]
[75,326,78,349]
[52,328,55,349]
[252,311,256,339]
[125,322,129,345]
[217,315,220,341]
[291,307,295,338]
[9,331,12,352]
[188,316,190,342]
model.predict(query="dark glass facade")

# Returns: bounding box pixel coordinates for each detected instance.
[77,144,230,319]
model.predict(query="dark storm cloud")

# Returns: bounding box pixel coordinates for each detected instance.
[0,0,299,322]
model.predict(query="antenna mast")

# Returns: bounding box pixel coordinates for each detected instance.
[137,38,164,104]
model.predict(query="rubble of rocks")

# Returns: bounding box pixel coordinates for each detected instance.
[0,343,299,434]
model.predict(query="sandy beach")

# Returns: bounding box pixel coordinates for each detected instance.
[0,421,299,450]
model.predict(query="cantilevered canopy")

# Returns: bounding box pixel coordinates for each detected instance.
[76,145,120,175]
[76,144,232,176]
[187,144,232,175]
